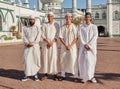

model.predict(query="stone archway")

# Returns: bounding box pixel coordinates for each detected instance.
[98,26,105,37]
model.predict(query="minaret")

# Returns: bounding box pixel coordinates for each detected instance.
[72,0,77,13]
[18,0,22,6]
[37,0,42,10]
[44,4,48,11]
[107,0,113,37]
[86,0,91,13]
[24,0,29,8]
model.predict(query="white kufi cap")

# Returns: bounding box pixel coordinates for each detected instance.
[29,15,36,19]
[47,12,54,16]
[65,13,72,16]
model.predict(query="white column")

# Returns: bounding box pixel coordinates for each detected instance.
[44,4,48,11]
[107,0,113,37]
[13,4,17,25]
[18,0,22,6]
[72,0,77,13]
[25,0,28,3]
[86,0,91,13]
[37,0,42,10]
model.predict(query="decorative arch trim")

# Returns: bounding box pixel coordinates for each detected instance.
[5,10,14,23]
[0,9,5,22]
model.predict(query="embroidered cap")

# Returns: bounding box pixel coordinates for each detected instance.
[29,15,36,19]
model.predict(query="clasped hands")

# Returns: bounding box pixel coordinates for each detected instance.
[27,42,34,47]
[47,41,54,48]
[84,44,90,50]
[65,44,71,50]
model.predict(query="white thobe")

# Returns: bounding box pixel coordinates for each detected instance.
[23,25,41,76]
[40,22,59,74]
[59,24,78,75]
[78,23,98,81]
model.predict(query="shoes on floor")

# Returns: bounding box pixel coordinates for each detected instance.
[34,77,39,81]
[53,75,59,81]
[90,78,97,83]
[58,76,65,81]
[81,79,87,84]
[41,74,48,81]
[21,76,29,81]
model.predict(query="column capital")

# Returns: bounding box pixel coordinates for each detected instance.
[107,0,112,3]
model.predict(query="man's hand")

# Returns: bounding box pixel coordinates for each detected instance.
[66,45,71,50]
[84,44,90,50]
[47,41,53,48]
[27,42,34,47]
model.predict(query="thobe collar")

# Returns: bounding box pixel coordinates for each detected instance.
[47,21,55,25]
[65,23,73,29]
[83,22,92,27]
[28,25,36,29]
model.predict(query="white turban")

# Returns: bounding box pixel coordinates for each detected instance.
[29,15,36,19]
[65,13,72,16]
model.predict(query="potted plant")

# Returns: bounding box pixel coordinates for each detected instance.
[10,25,18,36]
[16,34,22,39]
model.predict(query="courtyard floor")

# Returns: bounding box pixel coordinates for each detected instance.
[0,37,120,89]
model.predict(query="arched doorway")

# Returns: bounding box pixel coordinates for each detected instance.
[98,26,105,37]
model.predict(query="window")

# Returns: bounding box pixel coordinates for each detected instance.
[102,12,106,19]
[95,12,99,19]
[119,12,120,20]
[113,10,119,20]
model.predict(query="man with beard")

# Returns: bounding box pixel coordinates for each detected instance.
[21,15,41,81]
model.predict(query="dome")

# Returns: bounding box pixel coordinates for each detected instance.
[40,0,64,3]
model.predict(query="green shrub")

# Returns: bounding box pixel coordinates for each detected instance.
[4,37,13,40]
[16,34,22,39]
[10,25,16,32]
[0,35,7,39]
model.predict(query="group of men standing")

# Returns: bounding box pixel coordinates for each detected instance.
[22,12,98,84]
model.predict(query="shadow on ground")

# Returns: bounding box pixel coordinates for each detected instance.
[97,49,120,52]
[0,68,120,84]
[95,73,120,84]
[0,68,24,80]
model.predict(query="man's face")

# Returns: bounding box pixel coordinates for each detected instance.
[29,18,35,26]
[65,15,72,23]
[47,14,54,22]
[85,15,91,23]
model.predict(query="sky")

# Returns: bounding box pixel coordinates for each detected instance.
[21,0,107,9]
[62,0,107,8]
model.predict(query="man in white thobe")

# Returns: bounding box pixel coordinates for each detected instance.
[78,12,98,83]
[40,12,59,81]
[59,13,78,81]
[22,15,41,81]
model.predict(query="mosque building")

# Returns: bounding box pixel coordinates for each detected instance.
[0,0,119,43]
[91,0,120,37]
